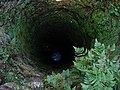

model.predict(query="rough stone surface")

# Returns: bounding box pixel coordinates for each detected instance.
[0,82,43,90]
[0,80,44,90]
[0,26,45,90]
[0,58,45,89]
[0,27,10,48]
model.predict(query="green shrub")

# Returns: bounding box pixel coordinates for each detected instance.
[74,39,119,90]
[45,69,76,90]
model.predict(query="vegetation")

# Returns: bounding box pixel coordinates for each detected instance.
[0,0,120,90]
[45,39,120,90]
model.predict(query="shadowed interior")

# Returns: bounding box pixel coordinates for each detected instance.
[34,18,77,68]
[19,2,95,69]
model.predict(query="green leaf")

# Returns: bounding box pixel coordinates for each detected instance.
[94,39,101,48]
[62,69,70,78]
[104,87,113,90]
[72,86,76,90]
[110,44,115,51]
[81,83,89,90]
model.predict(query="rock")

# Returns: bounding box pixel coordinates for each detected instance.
[0,27,5,37]
[0,60,3,65]
[0,79,1,85]
[0,53,45,89]
[0,82,15,90]
[0,27,5,47]
[0,27,10,48]
[0,81,44,90]
[27,81,44,89]
[18,64,44,78]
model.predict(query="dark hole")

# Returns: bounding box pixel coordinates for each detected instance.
[21,9,88,69]
[34,23,75,69]
[37,37,75,69]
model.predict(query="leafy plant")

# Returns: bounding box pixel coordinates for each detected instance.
[45,39,120,90]
[74,39,120,90]
[0,46,10,63]
[45,69,76,90]
[0,46,23,85]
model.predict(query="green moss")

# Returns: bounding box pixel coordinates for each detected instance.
[15,1,96,58]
